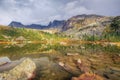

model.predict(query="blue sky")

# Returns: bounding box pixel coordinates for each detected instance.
[0,0,120,25]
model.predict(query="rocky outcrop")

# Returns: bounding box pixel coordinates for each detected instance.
[48,20,66,29]
[62,14,108,30]
[62,14,112,38]
[0,58,36,80]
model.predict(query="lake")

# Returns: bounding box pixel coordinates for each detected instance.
[0,42,120,80]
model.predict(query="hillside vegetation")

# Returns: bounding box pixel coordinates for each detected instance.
[86,16,120,42]
[103,16,120,41]
[62,15,120,42]
[0,15,120,42]
[0,25,65,42]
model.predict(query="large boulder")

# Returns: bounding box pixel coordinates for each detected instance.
[0,58,36,80]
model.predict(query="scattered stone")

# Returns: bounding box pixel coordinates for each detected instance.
[58,62,65,67]
[76,59,90,73]
[60,42,67,46]
[0,58,36,80]
[15,36,26,41]
[103,73,110,79]
[77,59,82,64]
[81,46,85,49]
[67,53,79,56]
[58,62,81,75]
[110,67,120,72]
[118,54,120,57]
[51,73,55,76]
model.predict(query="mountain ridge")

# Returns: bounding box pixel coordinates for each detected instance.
[8,14,108,30]
[8,20,66,30]
[8,14,117,38]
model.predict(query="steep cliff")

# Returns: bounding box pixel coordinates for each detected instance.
[62,14,112,39]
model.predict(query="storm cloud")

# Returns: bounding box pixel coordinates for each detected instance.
[0,0,120,25]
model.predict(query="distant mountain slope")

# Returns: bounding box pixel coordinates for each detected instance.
[48,20,66,29]
[8,21,25,28]
[8,21,47,29]
[62,14,107,30]
[62,14,112,39]
[8,20,66,30]
[26,24,48,29]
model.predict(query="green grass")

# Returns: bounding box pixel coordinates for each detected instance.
[83,35,120,42]
[82,28,120,42]
[0,25,65,41]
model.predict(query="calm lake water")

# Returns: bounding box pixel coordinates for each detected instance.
[0,42,120,80]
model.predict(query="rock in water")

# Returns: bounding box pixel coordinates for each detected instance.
[0,58,36,80]
[72,73,104,80]
[0,57,11,66]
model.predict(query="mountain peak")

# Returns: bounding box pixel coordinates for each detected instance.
[8,20,66,29]
[72,14,104,19]
[8,21,25,28]
[62,14,108,31]
[48,20,65,28]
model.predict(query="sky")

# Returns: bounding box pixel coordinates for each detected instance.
[0,0,120,25]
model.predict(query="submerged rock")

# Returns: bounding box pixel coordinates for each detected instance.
[0,58,36,80]
[72,73,104,80]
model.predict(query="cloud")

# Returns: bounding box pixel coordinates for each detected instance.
[62,1,93,18]
[0,0,120,25]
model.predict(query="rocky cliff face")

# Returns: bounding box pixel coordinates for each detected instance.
[62,14,112,38]
[62,14,109,30]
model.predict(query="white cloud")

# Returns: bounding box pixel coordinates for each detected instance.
[0,0,119,25]
[63,1,93,18]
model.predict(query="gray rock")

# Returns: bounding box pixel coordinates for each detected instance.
[0,58,36,80]
[0,57,11,66]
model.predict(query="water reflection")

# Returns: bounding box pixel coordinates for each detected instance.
[34,57,71,80]
[0,42,120,60]
[0,42,120,80]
